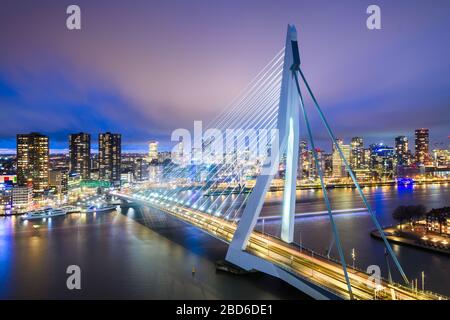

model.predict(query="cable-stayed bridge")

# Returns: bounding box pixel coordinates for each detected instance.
[113,25,446,300]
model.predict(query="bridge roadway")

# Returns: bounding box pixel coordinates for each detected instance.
[113,191,446,300]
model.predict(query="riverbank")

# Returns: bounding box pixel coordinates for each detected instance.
[371,227,450,256]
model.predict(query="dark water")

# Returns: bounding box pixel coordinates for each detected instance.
[256,184,450,296]
[0,184,449,299]
[0,208,306,299]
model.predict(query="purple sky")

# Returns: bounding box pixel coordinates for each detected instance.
[1,0,449,153]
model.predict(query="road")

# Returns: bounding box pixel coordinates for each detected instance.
[114,191,447,300]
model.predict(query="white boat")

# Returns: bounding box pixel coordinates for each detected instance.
[59,205,81,213]
[84,204,116,213]
[21,208,67,220]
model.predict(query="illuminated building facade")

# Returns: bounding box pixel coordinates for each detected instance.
[49,169,68,196]
[332,139,350,178]
[432,149,450,168]
[395,136,409,166]
[12,185,33,211]
[415,128,429,164]
[350,137,364,170]
[369,143,395,179]
[69,132,91,180]
[148,141,158,162]
[99,132,122,185]
[16,133,49,194]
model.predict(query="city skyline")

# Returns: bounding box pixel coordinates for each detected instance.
[1,2,449,302]
[1,0,450,152]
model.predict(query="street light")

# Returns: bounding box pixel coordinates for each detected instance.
[351,248,356,269]
[421,271,425,291]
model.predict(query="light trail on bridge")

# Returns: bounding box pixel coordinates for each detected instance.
[113,191,447,300]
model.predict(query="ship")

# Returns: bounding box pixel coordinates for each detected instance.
[20,207,67,220]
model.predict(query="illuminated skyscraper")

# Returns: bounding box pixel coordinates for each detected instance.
[432,149,450,167]
[369,143,395,179]
[99,132,121,185]
[172,137,186,166]
[69,132,91,179]
[298,140,310,179]
[395,136,409,166]
[16,133,49,194]
[415,128,429,164]
[332,138,350,178]
[148,141,158,162]
[350,137,364,170]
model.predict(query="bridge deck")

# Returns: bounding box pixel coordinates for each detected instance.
[113,192,446,300]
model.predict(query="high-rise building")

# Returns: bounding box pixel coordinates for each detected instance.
[69,132,91,179]
[12,185,33,211]
[310,148,325,178]
[16,133,49,194]
[332,139,350,178]
[369,143,395,179]
[158,151,172,164]
[49,169,68,196]
[415,128,429,164]
[98,132,121,185]
[432,149,450,167]
[395,136,409,166]
[323,153,333,177]
[298,140,310,179]
[148,141,158,163]
[172,137,186,166]
[350,137,364,170]
[134,158,149,181]
[0,182,13,214]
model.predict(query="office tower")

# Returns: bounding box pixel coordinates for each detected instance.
[172,137,186,165]
[49,169,68,196]
[98,132,121,185]
[310,148,325,178]
[350,137,364,170]
[395,136,409,166]
[0,183,13,214]
[298,140,310,179]
[134,158,149,181]
[364,149,371,169]
[148,141,158,162]
[415,128,429,164]
[332,139,350,178]
[432,149,450,167]
[369,143,395,179]
[158,151,172,164]
[323,153,333,177]
[12,185,33,211]
[69,132,91,179]
[16,133,49,194]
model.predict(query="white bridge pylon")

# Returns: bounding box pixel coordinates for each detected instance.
[225,24,327,297]
[226,24,409,299]
[228,24,301,254]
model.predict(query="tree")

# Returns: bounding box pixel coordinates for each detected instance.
[393,205,408,230]
[392,205,427,230]
[410,204,426,222]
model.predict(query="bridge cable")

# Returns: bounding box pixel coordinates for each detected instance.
[294,70,354,299]
[297,68,410,285]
